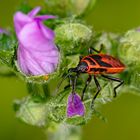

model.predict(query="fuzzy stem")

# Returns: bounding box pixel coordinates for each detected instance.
[26,82,50,99]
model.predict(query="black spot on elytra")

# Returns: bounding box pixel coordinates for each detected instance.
[91,55,102,60]
[84,57,96,65]
[90,68,107,72]
[98,60,112,67]
[79,61,88,67]
[90,55,112,67]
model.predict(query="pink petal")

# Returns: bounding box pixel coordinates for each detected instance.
[18,45,46,75]
[45,56,59,64]
[28,6,41,17]
[39,61,56,74]
[32,49,59,57]
[35,15,56,21]
[39,22,55,40]
[18,21,56,50]
[17,45,29,74]
[18,46,58,75]
[24,48,59,74]
[31,52,59,63]
[19,47,46,75]
[18,21,47,49]
[14,12,32,35]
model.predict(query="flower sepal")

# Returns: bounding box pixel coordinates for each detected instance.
[15,67,60,84]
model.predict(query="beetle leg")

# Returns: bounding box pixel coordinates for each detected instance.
[88,44,103,54]
[69,73,79,101]
[57,75,76,103]
[101,75,124,97]
[81,75,92,101]
[91,75,101,108]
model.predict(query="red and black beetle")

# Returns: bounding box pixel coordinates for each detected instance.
[58,45,125,107]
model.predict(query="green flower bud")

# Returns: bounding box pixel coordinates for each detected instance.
[14,96,48,127]
[128,69,140,93]
[55,22,93,54]
[45,0,96,17]
[55,22,93,76]
[91,32,120,56]
[119,29,140,66]
[119,28,140,94]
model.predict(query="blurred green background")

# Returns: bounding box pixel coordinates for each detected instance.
[0,0,140,140]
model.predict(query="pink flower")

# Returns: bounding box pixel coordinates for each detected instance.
[14,7,59,76]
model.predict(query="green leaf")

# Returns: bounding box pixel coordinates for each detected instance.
[0,33,17,67]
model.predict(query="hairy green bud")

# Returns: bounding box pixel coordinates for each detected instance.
[45,0,96,17]
[119,28,140,93]
[119,29,140,66]
[55,22,93,54]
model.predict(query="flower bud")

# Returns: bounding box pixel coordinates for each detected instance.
[14,96,48,127]
[55,22,93,75]
[119,28,140,66]
[45,0,96,17]
[55,22,93,54]
[119,28,140,93]
[14,7,59,76]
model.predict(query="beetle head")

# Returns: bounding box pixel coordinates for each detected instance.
[68,62,88,73]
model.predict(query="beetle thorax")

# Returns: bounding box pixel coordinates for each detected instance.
[77,61,88,73]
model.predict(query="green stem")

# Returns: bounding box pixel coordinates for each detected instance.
[26,82,50,99]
